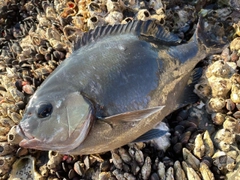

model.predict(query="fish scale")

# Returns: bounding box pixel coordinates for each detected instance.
[16,19,227,154]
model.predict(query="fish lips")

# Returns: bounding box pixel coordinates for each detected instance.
[16,124,42,148]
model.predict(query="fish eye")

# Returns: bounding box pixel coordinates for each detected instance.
[36,102,53,118]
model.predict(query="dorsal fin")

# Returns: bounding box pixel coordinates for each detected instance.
[74,20,181,50]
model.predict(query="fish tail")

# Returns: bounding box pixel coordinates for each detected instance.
[195,16,228,54]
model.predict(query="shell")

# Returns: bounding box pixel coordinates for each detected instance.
[208,76,232,98]
[227,150,239,160]
[230,37,240,52]
[213,154,236,172]
[44,3,58,21]
[199,162,214,180]
[182,148,200,171]
[118,147,132,164]
[105,11,123,25]
[173,161,187,180]
[63,25,84,42]
[0,142,15,156]
[88,2,107,17]
[205,61,232,79]
[231,84,240,103]
[193,133,205,159]
[141,156,151,180]
[9,155,42,179]
[87,16,105,29]
[111,151,123,170]
[99,172,112,180]
[137,9,151,21]
[7,125,23,145]
[74,161,85,176]
[211,112,226,125]
[0,155,17,177]
[157,162,165,179]
[106,0,125,12]
[147,0,164,10]
[221,47,230,62]
[194,83,212,101]
[113,169,125,179]
[39,164,49,177]
[165,167,174,180]
[206,97,226,113]
[47,151,63,169]
[151,14,165,24]
[225,98,236,112]
[60,7,77,18]
[213,129,235,151]
[223,116,238,132]
[232,21,240,37]
[182,161,201,180]
[203,131,214,157]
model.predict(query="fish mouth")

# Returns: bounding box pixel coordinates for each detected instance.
[17,124,42,148]
[17,124,35,140]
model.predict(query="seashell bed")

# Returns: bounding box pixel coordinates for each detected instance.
[0,0,240,179]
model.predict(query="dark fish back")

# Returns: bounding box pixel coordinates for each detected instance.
[70,21,182,117]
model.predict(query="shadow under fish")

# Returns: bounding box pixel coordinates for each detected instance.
[16,17,227,154]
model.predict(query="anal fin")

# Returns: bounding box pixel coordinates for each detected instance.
[132,128,168,142]
[178,67,203,107]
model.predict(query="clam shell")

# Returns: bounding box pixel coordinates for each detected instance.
[173,161,186,180]
[112,151,123,170]
[141,156,151,180]
[118,147,132,164]
[182,148,200,171]
[203,131,214,157]
[199,162,214,180]
[157,162,165,179]
[165,167,174,180]
[193,133,205,159]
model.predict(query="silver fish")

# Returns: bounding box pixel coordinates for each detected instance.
[16,19,226,154]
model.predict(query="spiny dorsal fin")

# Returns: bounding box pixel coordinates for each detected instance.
[74,20,181,50]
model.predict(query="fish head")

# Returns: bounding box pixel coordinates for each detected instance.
[16,91,94,153]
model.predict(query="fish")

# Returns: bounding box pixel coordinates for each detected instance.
[16,18,227,154]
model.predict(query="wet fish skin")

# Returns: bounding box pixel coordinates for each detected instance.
[16,19,227,154]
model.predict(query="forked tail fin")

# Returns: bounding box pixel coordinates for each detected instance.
[167,17,228,64]
[195,16,228,54]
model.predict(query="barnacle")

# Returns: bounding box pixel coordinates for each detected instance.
[137,9,151,21]
[87,16,105,29]
[105,11,123,25]
[230,37,240,52]
[206,97,226,113]
[9,156,42,179]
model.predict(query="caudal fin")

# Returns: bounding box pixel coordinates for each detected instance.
[195,16,228,54]
[167,16,228,64]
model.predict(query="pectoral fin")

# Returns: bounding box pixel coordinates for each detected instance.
[132,129,168,142]
[102,106,165,123]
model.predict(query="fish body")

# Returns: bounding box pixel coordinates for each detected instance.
[16,19,226,154]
